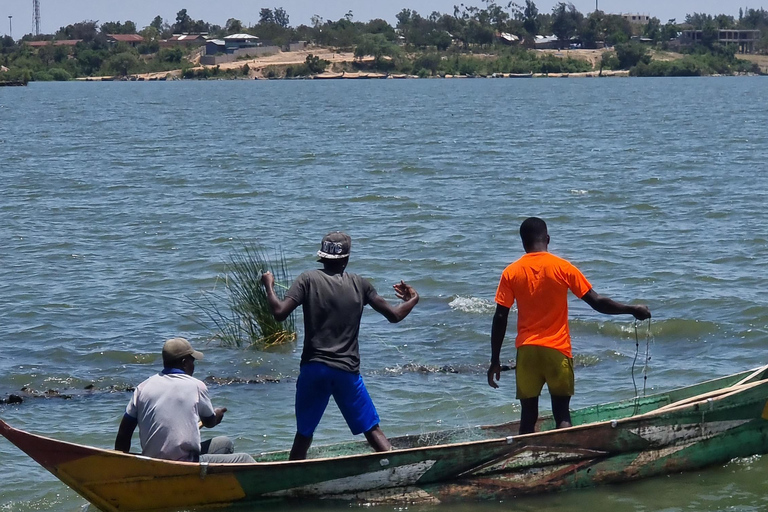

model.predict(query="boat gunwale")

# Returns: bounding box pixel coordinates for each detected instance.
[2,370,767,469]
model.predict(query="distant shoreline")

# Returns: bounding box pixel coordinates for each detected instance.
[78,70,633,81]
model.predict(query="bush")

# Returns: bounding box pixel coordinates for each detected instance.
[600,51,620,70]
[615,42,651,69]
[192,244,297,349]
[49,67,72,81]
[32,70,53,81]
[413,53,440,74]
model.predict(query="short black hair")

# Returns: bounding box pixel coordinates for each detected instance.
[519,217,548,248]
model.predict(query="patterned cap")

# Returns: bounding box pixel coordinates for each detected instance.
[317,231,351,260]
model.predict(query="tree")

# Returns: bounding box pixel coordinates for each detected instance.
[173,9,193,33]
[225,18,243,34]
[551,3,582,48]
[150,16,164,31]
[106,51,139,76]
[614,41,650,69]
[661,19,679,42]
[701,20,719,49]
[643,17,661,43]
[602,14,632,46]
[100,21,137,34]
[354,33,396,68]
[56,21,99,42]
[684,12,712,30]
[304,53,328,73]
[523,0,540,41]
[274,8,290,28]
[259,8,275,25]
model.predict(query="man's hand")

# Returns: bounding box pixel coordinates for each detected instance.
[214,407,227,426]
[631,305,651,321]
[261,271,274,289]
[393,281,417,302]
[487,362,501,389]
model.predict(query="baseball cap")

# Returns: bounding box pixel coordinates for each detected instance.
[162,337,203,364]
[317,231,351,260]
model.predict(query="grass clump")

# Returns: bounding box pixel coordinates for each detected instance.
[194,244,297,349]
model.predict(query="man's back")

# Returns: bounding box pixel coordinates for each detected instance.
[286,269,377,373]
[127,372,213,461]
[495,252,591,358]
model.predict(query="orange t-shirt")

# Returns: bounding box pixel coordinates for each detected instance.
[495,252,592,358]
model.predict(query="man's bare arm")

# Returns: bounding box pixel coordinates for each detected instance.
[488,304,510,389]
[581,289,651,320]
[115,415,138,453]
[368,281,419,323]
[261,271,299,321]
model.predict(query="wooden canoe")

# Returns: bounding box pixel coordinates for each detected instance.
[3,365,768,511]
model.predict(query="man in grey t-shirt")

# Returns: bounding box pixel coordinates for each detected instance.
[262,231,419,460]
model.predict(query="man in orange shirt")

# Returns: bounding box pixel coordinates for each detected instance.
[488,217,651,435]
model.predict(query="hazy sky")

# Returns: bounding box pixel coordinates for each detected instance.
[0,0,757,37]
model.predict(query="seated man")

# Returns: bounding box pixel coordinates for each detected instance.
[115,337,254,463]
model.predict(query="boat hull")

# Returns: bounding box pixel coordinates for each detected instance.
[2,367,768,511]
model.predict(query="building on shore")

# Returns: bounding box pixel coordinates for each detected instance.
[680,29,761,53]
[200,34,282,65]
[286,41,308,52]
[106,34,143,47]
[533,35,559,49]
[160,34,208,48]
[619,13,651,25]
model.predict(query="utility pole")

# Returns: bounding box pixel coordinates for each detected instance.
[33,0,41,36]
[8,15,11,39]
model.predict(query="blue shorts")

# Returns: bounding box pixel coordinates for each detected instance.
[295,362,380,437]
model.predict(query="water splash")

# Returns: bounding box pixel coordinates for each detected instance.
[448,296,495,314]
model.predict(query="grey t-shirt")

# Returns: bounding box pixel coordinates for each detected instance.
[285,269,378,373]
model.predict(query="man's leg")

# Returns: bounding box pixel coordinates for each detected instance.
[201,436,234,455]
[551,395,572,428]
[516,346,545,435]
[289,433,313,460]
[334,370,388,451]
[543,348,574,429]
[199,436,255,463]
[292,363,331,461]
[364,425,392,452]
[519,397,539,434]
[200,452,256,463]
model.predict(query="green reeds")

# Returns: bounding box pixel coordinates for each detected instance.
[194,244,297,349]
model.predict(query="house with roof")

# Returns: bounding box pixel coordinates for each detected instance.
[160,34,208,48]
[106,34,144,47]
[201,34,281,65]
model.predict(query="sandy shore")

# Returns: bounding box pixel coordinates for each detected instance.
[79,48,627,81]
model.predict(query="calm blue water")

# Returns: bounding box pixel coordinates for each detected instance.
[1,77,768,511]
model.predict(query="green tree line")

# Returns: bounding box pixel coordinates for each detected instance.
[2,3,766,82]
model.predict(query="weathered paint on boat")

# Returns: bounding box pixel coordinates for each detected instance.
[2,366,768,511]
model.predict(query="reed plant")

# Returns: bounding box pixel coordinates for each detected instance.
[194,244,297,349]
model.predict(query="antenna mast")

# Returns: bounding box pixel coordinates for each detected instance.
[33,0,40,36]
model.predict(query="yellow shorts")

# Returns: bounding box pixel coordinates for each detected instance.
[515,345,574,400]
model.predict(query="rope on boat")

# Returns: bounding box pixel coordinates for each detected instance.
[632,319,653,415]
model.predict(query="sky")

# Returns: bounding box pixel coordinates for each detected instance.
[0,0,758,38]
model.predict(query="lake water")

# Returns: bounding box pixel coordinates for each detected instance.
[1,76,767,511]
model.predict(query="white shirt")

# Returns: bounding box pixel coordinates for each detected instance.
[125,371,215,461]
